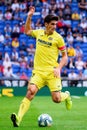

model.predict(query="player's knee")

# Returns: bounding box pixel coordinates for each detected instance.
[52,96,61,103]
[51,92,61,103]
[26,86,38,100]
[26,89,35,100]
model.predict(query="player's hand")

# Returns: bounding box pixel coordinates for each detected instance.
[53,67,61,78]
[28,6,35,17]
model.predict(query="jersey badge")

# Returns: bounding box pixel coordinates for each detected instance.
[48,37,53,40]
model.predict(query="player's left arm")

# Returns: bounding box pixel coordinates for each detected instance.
[54,51,68,78]
[54,35,68,78]
[58,35,68,69]
[59,51,68,70]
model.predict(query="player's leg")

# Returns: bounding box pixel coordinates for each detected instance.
[11,84,38,127]
[11,72,45,127]
[51,91,72,110]
[47,76,72,110]
[18,84,38,124]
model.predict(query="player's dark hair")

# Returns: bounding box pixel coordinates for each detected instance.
[44,14,58,24]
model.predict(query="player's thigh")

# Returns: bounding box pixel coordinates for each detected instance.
[47,77,62,92]
[29,73,45,89]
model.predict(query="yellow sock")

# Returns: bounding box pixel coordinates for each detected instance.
[17,97,31,124]
[60,92,69,102]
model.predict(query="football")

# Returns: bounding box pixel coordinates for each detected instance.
[38,113,53,127]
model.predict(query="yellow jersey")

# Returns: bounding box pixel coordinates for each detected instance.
[31,29,66,72]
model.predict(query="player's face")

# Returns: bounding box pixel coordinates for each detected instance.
[45,20,57,34]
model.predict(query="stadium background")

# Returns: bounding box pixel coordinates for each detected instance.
[0,0,87,95]
[0,1,87,130]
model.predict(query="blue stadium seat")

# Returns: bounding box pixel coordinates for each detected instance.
[71,7,79,12]
[5,20,12,26]
[20,68,27,74]
[32,14,41,23]
[19,34,28,43]
[71,20,79,28]
[0,72,3,77]
[11,20,19,27]
[12,64,20,73]
[0,20,5,25]
[4,47,12,55]
[35,7,42,12]
[0,47,3,52]
[4,47,12,52]
[27,38,36,46]
[71,2,78,7]
[19,12,27,21]
[0,43,4,47]
[72,0,78,3]
[0,24,4,29]
[81,48,87,52]
[73,41,81,48]
[19,34,27,39]
[0,6,5,13]
[83,56,87,61]
[19,38,27,44]
[27,69,32,77]
[80,44,87,49]
[0,24,4,33]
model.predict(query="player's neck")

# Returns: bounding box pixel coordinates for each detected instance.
[44,30,53,36]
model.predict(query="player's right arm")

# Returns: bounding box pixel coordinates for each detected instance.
[24,6,35,36]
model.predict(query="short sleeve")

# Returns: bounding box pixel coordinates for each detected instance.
[31,30,40,38]
[57,35,66,52]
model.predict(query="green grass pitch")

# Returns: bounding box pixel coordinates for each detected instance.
[0,96,87,130]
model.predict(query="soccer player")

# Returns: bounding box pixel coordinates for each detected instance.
[11,6,72,127]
